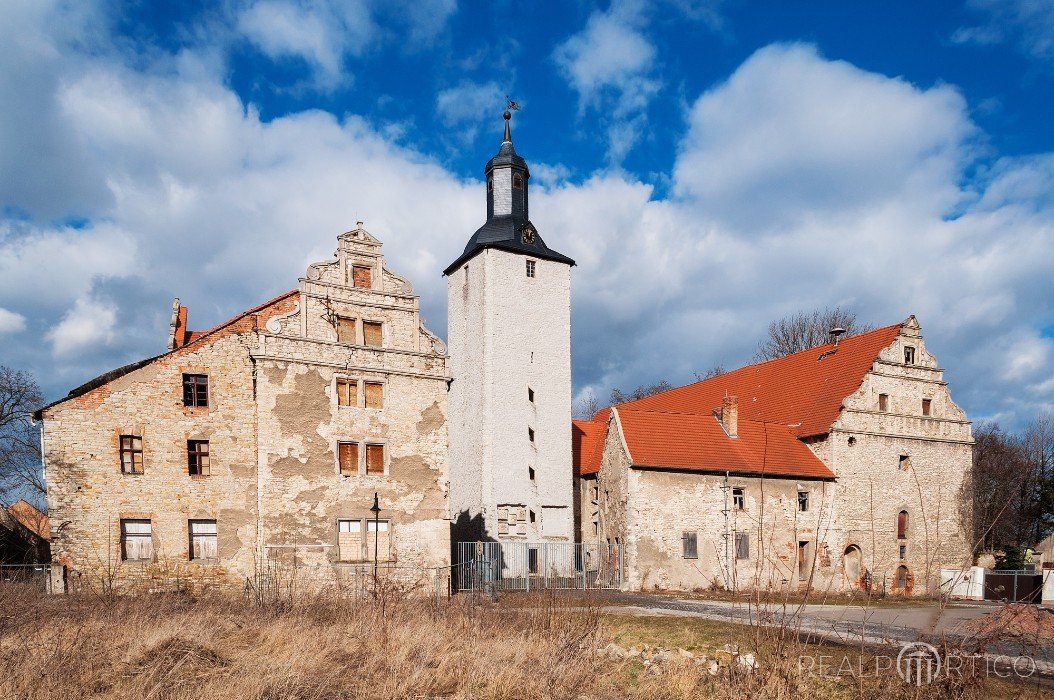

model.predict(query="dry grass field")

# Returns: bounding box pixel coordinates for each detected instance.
[0,583,1048,700]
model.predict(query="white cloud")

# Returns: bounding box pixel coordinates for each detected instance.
[46,297,117,357]
[435,80,506,144]
[233,0,458,90]
[954,0,1054,61]
[0,308,26,334]
[553,0,660,164]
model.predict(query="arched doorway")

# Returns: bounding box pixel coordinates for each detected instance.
[843,545,862,587]
[895,565,910,592]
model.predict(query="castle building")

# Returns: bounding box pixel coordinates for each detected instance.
[35,226,450,592]
[445,111,577,543]
[572,318,974,594]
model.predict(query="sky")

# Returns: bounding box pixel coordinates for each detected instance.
[1,0,1053,430]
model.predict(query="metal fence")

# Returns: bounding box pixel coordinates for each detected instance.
[0,564,53,593]
[454,541,623,593]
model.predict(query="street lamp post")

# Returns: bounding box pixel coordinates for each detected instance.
[369,492,381,593]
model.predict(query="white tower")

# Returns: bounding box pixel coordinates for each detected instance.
[446,111,575,544]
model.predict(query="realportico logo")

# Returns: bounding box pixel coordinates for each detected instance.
[798,642,1037,684]
[896,642,941,685]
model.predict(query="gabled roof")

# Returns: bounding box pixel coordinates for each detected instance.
[618,322,903,438]
[7,500,49,540]
[572,408,610,476]
[617,410,835,480]
[35,289,298,417]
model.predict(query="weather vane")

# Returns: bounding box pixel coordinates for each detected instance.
[505,95,521,113]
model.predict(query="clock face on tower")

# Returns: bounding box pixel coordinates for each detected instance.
[521,223,536,244]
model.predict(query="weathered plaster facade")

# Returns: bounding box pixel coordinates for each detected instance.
[579,318,973,595]
[39,225,449,592]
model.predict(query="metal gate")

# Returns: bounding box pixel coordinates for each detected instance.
[454,541,623,592]
[984,570,1044,602]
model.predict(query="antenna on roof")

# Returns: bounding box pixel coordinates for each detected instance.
[829,327,846,348]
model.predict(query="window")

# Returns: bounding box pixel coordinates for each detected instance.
[364,381,384,409]
[487,177,493,194]
[337,378,358,407]
[878,393,889,412]
[187,440,210,476]
[338,441,359,476]
[899,454,911,471]
[922,399,932,417]
[528,546,539,574]
[682,531,698,559]
[182,374,208,407]
[899,544,907,560]
[528,427,535,443]
[120,435,144,474]
[362,321,383,347]
[351,265,372,289]
[528,386,534,403]
[797,541,810,580]
[591,485,599,501]
[365,444,385,475]
[336,317,356,344]
[526,260,536,278]
[513,172,523,189]
[189,519,217,560]
[337,519,362,561]
[797,491,809,513]
[366,519,391,560]
[897,510,909,539]
[121,519,153,561]
[734,531,750,560]
[497,505,527,536]
[528,466,535,481]
[732,487,745,510]
[904,346,916,364]
[529,509,536,524]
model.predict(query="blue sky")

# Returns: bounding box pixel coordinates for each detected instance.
[1,0,1053,429]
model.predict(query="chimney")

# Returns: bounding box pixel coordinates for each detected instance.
[167,298,181,351]
[829,326,846,348]
[721,395,738,438]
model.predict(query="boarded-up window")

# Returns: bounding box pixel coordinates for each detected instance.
[189,519,217,560]
[337,378,358,407]
[182,374,209,407]
[364,381,384,409]
[734,531,750,560]
[337,317,356,344]
[497,506,509,535]
[879,393,889,412]
[121,519,153,561]
[365,444,385,475]
[922,399,932,416]
[337,519,362,561]
[362,321,382,347]
[338,442,359,476]
[897,510,909,539]
[188,440,210,476]
[120,435,144,474]
[366,519,391,560]
[352,265,372,289]
[682,531,698,559]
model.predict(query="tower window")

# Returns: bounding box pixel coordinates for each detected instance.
[513,173,523,189]
[528,466,535,481]
[897,510,909,539]
[904,346,916,364]
[528,386,534,403]
[487,177,493,194]
[528,427,535,443]
[526,260,536,278]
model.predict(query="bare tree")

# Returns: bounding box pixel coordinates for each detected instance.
[695,365,726,380]
[610,380,672,405]
[572,392,601,421]
[754,307,873,361]
[0,366,45,505]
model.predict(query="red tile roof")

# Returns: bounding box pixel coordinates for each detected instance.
[616,410,835,479]
[617,322,902,438]
[572,408,610,476]
[7,500,49,540]
[570,322,906,481]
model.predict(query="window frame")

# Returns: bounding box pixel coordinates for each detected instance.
[119,434,144,475]
[188,519,218,561]
[525,259,536,278]
[336,377,359,408]
[682,531,698,559]
[363,381,385,410]
[362,320,383,348]
[182,373,209,408]
[921,398,932,417]
[338,441,360,476]
[878,393,889,412]
[351,264,373,289]
[732,487,745,510]
[897,510,909,539]
[120,518,153,562]
[904,346,916,364]
[734,531,750,560]
[797,490,810,513]
[364,443,387,476]
[187,439,211,476]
